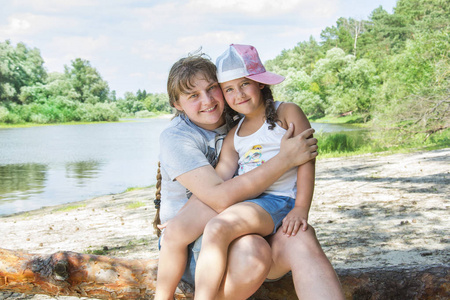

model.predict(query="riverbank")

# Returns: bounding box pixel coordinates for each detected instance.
[0,113,174,129]
[1,148,449,299]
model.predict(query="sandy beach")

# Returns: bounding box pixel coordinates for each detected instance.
[1,148,449,299]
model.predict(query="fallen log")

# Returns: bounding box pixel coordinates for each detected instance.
[0,248,448,299]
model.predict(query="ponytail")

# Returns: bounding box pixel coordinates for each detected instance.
[153,162,162,237]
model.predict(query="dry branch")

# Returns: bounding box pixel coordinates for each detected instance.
[1,248,449,299]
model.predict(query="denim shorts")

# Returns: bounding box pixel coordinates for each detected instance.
[245,193,295,234]
[158,234,202,287]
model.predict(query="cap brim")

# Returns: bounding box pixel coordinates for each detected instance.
[246,71,285,85]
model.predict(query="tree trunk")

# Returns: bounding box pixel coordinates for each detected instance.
[0,248,448,299]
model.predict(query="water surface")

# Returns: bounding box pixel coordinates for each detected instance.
[0,119,360,216]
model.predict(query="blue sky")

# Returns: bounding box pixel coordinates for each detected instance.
[1,0,398,97]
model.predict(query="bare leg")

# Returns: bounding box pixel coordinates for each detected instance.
[267,225,344,300]
[155,198,217,300]
[194,202,274,300]
[216,234,272,300]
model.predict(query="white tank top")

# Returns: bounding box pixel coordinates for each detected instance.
[234,101,297,198]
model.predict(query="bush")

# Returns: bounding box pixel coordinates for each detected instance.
[317,131,370,154]
[135,110,156,118]
[74,102,120,122]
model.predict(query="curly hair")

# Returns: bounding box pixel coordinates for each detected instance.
[262,86,279,130]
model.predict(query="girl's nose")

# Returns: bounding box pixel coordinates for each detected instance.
[201,91,214,104]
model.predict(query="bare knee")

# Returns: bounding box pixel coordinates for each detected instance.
[203,217,234,243]
[163,219,195,247]
[228,235,272,284]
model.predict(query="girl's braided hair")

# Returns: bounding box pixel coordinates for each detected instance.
[153,162,162,237]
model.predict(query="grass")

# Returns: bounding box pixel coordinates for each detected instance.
[0,113,173,129]
[0,120,118,129]
[123,186,153,193]
[316,127,449,158]
[126,201,146,209]
[54,203,87,212]
[311,114,369,125]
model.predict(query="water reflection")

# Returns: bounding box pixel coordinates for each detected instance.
[0,163,47,203]
[65,161,102,185]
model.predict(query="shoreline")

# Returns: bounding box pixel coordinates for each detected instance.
[2,148,449,299]
[0,113,174,129]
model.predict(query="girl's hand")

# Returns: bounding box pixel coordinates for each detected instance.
[281,207,309,237]
[157,222,168,230]
[280,124,317,168]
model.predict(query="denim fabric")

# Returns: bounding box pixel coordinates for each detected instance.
[245,193,295,234]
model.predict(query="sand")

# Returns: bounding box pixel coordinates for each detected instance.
[1,148,449,299]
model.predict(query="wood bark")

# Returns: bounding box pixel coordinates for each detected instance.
[0,248,448,299]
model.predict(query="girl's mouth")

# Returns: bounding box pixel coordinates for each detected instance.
[237,99,250,105]
[202,105,217,113]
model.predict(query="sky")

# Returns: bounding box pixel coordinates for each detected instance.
[1,0,399,98]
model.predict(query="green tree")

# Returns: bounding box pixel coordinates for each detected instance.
[0,40,46,103]
[144,93,171,113]
[64,58,110,104]
[320,18,354,54]
[312,48,378,116]
[272,68,325,118]
[373,29,450,139]
[395,0,450,31]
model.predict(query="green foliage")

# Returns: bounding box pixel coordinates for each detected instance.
[116,90,172,117]
[317,131,372,155]
[0,41,47,103]
[64,58,110,104]
[267,0,449,142]
[0,40,173,124]
[372,29,449,143]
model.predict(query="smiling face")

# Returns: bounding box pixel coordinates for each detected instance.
[174,73,226,131]
[220,77,265,117]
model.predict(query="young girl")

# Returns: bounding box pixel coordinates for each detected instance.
[193,44,316,299]
[155,53,320,300]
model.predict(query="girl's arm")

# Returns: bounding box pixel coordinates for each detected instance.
[279,103,315,236]
[214,126,239,181]
[176,125,317,213]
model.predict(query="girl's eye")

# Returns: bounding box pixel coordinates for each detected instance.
[189,94,198,99]
[242,82,249,87]
[225,88,233,93]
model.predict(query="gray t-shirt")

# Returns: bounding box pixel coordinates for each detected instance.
[159,114,227,224]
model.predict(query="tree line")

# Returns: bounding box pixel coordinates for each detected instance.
[0,44,171,123]
[266,0,449,143]
[1,0,448,147]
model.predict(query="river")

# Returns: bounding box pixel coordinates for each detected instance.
[0,118,360,216]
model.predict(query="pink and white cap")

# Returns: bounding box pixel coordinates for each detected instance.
[216,44,285,85]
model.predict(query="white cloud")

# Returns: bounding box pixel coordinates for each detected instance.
[0,13,79,40]
[187,0,337,19]
[11,0,94,13]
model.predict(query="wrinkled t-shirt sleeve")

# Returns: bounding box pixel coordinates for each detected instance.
[160,128,211,181]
